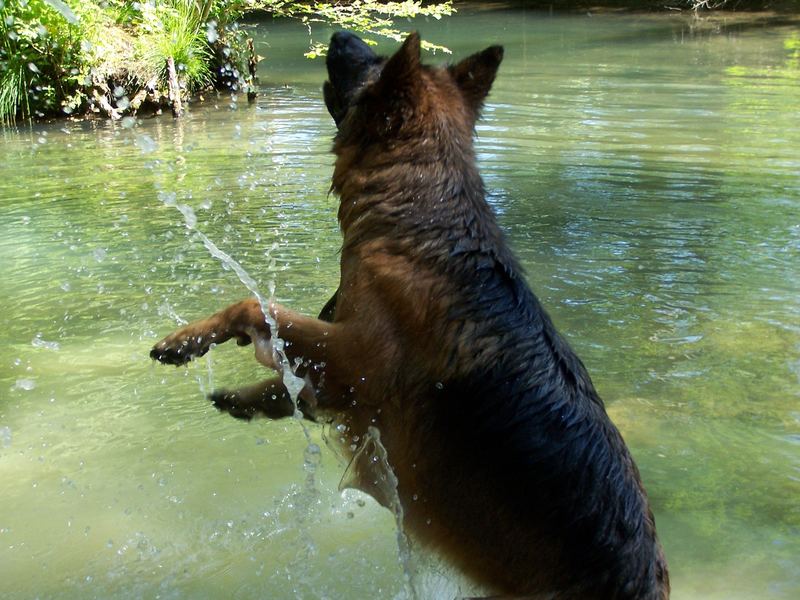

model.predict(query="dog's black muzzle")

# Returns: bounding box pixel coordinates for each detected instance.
[324,32,381,126]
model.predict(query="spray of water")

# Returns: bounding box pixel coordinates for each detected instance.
[339,426,420,600]
[161,194,423,598]
[160,192,306,412]
[368,426,419,600]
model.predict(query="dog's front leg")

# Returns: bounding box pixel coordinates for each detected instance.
[151,298,342,375]
[150,298,279,367]
[209,376,320,421]
[151,298,350,406]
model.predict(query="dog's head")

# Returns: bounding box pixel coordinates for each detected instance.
[324,31,503,145]
[323,32,384,127]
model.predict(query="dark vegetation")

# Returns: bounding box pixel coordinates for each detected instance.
[0,0,454,124]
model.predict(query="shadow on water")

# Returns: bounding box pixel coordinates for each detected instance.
[1,6,799,600]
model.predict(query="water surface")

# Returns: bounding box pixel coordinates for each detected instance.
[1,8,799,599]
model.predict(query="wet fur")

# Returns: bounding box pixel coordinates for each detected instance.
[151,32,669,599]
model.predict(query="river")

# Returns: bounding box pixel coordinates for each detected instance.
[1,7,798,599]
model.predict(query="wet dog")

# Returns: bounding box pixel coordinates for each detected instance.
[151,32,669,599]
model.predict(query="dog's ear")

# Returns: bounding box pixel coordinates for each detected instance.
[365,32,424,136]
[449,45,504,114]
[374,32,422,103]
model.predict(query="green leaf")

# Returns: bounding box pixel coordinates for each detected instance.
[42,0,79,25]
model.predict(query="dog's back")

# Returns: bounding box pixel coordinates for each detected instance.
[413,261,668,598]
[338,161,669,598]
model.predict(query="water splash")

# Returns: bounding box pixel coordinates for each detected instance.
[159,197,420,597]
[159,192,333,575]
[160,192,306,411]
[340,426,419,600]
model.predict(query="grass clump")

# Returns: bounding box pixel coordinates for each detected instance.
[0,0,87,122]
[136,2,214,91]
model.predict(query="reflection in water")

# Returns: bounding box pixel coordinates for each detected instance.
[1,9,799,600]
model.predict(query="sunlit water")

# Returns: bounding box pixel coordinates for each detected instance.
[2,8,799,599]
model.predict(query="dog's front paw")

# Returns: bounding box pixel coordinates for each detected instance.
[150,325,220,366]
[209,389,258,421]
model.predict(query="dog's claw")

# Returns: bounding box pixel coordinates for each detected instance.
[150,334,210,366]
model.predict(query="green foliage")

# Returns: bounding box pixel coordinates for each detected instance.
[0,0,86,122]
[1,0,455,123]
[136,1,213,91]
[785,32,800,55]
[255,0,455,58]
[0,62,27,125]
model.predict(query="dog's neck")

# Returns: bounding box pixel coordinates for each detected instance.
[332,137,520,278]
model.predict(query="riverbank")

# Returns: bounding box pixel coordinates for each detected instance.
[0,1,259,123]
[2,0,796,125]
[0,0,453,125]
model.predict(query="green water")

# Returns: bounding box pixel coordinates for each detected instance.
[1,8,799,599]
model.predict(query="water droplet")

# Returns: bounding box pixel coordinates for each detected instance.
[13,379,36,391]
[135,134,157,154]
[158,191,177,207]
[0,426,11,448]
[303,443,322,473]
[31,334,60,351]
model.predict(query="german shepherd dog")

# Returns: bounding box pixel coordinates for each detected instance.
[151,32,669,599]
